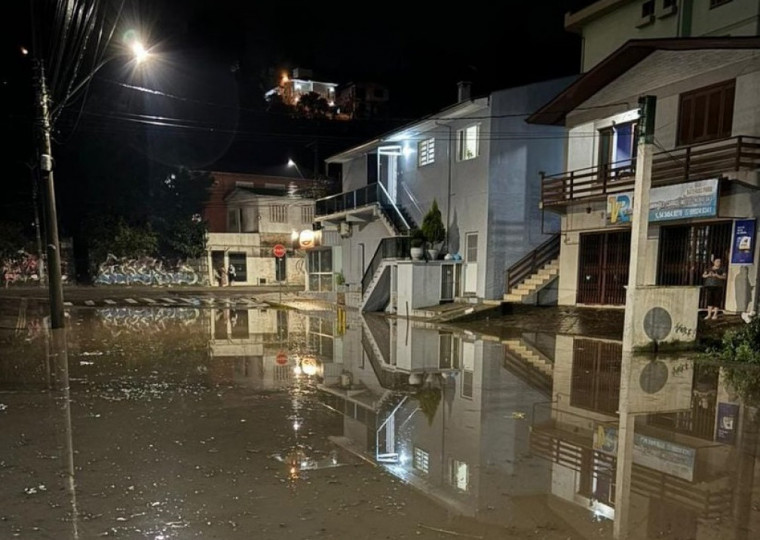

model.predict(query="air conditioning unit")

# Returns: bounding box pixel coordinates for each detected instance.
[339,222,351,238]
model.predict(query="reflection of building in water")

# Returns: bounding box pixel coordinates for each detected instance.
[208,306,342,390]
[317,314,579,526]
[530,334,751,538]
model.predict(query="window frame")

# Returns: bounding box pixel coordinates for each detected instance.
[457,124,479,161]
[676,79,735,147]
[269,204,288,223]
[418,137,435,167]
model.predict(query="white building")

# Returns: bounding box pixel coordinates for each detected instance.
[527,36,760,313]
[566,0,760,72]
[202,171,315,286]
[310,78,574,312]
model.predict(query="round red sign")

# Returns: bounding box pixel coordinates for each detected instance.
[273,244,286,258]
[276,352,288,365]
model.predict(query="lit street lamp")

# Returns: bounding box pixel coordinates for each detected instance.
[33,36,151,329]
[287,158,305,178]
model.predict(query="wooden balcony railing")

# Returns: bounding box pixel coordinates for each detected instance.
[541,136,760,207]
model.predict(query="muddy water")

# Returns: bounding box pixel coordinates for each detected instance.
[0,302,758,539]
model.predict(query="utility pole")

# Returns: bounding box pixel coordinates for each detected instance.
[33,59,65,329]
[614,95,656,540]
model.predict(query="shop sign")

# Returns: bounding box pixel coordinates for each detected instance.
[715,402,739,444]
[607,178,718,225]
[291,229,322,250]
[594,425,696,481]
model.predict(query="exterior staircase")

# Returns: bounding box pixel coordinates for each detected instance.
[503,234,560,304]
[360,237,411,312]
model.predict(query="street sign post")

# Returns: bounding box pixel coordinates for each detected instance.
[273,244,286,303]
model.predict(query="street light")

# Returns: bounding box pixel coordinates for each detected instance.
[33,36,152,329]
[287,158,305,178]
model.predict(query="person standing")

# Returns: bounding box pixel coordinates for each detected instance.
[702,257,727,320]
[227,263,236,286]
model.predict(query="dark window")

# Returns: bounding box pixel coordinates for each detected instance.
[710,0,733,8]
[641,0,655,17]
[677,80,735,145]
[663,0,676,9]
[355,87,366,100]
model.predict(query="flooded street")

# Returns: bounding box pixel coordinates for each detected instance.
[1,298,758,539]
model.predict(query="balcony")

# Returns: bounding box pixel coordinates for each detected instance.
[541,136,760,208]
[315,183,414,234]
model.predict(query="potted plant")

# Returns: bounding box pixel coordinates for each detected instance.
[410,228,425,261]
[421,199,445,260]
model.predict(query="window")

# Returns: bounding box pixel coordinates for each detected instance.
[301,205,314,224]
[227,208,242,232]
[641,0,655,17]
[270,204,288,223]
[413,447,430,474]
[677,80,735,146]
[710,0,732,7]
[457,124,479,161]
[663,0,676,8]
[465,233,478,263]
[598,121,638,181]
[418,137,435,167]
[449,460,469,492]
[307,249,333,292]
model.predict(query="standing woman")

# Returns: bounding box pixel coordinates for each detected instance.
[702,257,727,320]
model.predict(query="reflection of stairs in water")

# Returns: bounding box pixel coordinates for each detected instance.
[503,338,554,396]
[361,314,409,390]
[361,261,393,312]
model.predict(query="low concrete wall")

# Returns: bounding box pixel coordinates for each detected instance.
[627,286,700,351]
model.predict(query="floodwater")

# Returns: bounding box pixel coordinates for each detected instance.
[0,300,758,539]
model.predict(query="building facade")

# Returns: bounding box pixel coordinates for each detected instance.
[566,0,760,72]
[310,78,573,311]
[202,171,315,286]
[528,37,760,312]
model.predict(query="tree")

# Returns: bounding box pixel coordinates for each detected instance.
[421,199,445,248]
[296,91,330,119]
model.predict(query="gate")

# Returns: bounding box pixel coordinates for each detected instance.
[577,230,631,305]
[657,222,732,309]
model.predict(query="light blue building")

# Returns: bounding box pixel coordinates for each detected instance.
[310,77,574,312]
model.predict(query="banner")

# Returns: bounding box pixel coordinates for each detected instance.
[715,402,739,444]
[607,178,718,225]
[731,219,756,265]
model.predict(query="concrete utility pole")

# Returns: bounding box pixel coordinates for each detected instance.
[33,59,66,329]
[622,95,657,353]
[614,95,656,540]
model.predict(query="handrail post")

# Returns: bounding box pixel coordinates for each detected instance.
[684,146,691,182]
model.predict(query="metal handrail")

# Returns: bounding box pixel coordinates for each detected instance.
[362,237,411,294]
[505,233,560,294]
[376,182,411,232]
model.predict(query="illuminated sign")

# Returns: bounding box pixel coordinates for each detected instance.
[291,229,321,249]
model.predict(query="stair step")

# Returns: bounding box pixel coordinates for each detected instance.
[504,293,524,302]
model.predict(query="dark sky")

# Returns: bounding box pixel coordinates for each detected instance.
[146,0,595,117]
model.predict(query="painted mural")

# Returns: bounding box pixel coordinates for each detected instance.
[2,251,41,287]
[94,254,207,286]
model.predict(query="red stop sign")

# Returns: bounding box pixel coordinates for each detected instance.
[276,352,288,365]
[273,244,286,258]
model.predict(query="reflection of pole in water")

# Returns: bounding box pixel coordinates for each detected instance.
[48,327,79,539]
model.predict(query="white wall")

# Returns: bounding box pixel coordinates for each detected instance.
[337,218,393,287]
[397,262,444,310]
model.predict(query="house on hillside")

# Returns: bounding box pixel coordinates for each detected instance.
[307,77,574,313]
[201,170,316,286]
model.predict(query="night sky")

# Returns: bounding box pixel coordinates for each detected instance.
[1,0,596,245]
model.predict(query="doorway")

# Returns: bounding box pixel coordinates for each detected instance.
[577,230,631,305]
[464,233,478,295]
[657,222,731,309]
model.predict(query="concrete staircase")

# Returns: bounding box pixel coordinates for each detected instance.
[361,260,393,312]
[503,259,559,303]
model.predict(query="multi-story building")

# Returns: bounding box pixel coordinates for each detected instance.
[265,67,338,108]
[201,170,316,286]
[526,36,760,312]
[335,81,390,120]
[566,0,760,72]
[310,78,573,311]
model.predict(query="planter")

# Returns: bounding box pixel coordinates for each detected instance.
[427,249,439,260]
[410,247,424,261]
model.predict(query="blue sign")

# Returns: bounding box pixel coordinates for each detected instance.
[731,219,756,265]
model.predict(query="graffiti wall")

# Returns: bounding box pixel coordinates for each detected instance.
[94,254,208,286]
[2,251,40,287]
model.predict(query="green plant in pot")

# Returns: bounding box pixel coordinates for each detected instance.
[421,199,445,260]
[409,228,425,261]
